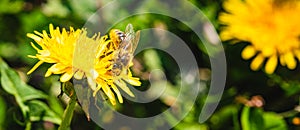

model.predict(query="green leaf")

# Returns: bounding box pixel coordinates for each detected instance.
[19,83,48,101]
[0,58,29,116]
[263,112,287,130]
[0,96,6,130]
[0,58,47,117]
[0,58,62,125]
[0,63,17,95]
[0,58,47,102]
[27,100,62,125]
[241,106,264,130]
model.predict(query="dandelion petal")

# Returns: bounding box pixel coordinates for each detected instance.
[242,45,256,60]
[60,71,73,82]
[250,54,264,71]
[284,52,297,69]
[265,55,278,74]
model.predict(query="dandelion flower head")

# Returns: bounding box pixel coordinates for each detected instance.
[27,24,141,105]
[219,0,300,74]
[27,24,84,82]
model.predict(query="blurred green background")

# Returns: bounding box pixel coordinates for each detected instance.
[0,0,299,130]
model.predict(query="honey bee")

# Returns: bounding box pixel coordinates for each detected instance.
[109,24,140,76]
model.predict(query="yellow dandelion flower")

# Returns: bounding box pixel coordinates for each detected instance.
[27,24,81,82]
[219,0,300,74]
[73,30,108,84]
[27,24,103,82]
[92,24,141,105]
[27,23,141,106]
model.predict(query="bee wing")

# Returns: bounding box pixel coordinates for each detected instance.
[125,24,134,34]
[131,30,140,53]
[124,24,140,54]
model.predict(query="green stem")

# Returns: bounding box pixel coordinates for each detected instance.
[25,121,31,130]
[58,98,77,130]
